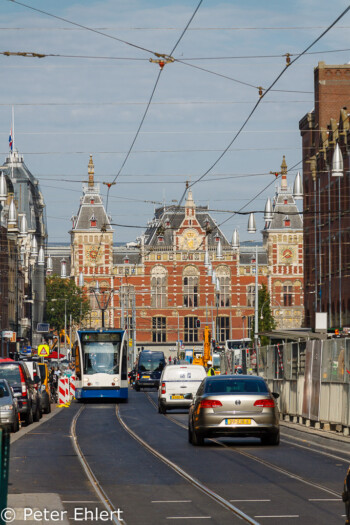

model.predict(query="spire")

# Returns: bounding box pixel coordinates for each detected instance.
[88,154,94,188]
[264,197,273,222]
[185,188,195,209]
[0,172,7,202]
[38,246,45,266]
[293,171,303,200]
[19,214,27,235]
[8,195,17,226]
[31,235,38,256]
[216,238,222,259]
[231,229,239,249]
[281,155,288,191]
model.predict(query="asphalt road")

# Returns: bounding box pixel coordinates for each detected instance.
[8,387,350,525]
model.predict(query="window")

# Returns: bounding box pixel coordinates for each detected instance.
[151,266,167,307]
[120,285,134,309]
[183,266,199,307]
[184,316,198,343]
[152,317,166,342]
[247,285,255,307]
[216,316,230,343]
[283,284,293,306]
[216,266,230,307]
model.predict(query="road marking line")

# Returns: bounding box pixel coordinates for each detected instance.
[62,501,100,503]
[254,514,300,518]
[152,500,192,503]
[230,499,271,502]
[308,498,342,501]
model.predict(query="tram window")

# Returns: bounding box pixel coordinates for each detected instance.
[82,341,121,375]
[121,341,127,380]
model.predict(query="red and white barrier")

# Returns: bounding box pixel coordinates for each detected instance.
[58,377,69,404]
[69,375,76,399]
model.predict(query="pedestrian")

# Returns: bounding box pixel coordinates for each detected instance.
[342,465,350,524]
[168,356,172,365]
[173,357,177,365]
[206,360,215,376]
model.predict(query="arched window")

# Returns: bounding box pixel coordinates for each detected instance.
[151,266,167,308]
[216,265,230,307]
[183,266,199,307]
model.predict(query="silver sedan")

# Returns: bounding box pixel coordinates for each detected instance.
[188,375,280,446]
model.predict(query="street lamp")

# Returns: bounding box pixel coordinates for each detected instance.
[247,212,259,375]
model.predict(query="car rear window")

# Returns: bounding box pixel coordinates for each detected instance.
[37,364,47,382]
[138,353,165,372]
[0,364,21,385]
[205,379,269,394]
[0,381,10,396]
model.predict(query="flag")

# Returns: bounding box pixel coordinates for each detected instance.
[9,129,13,151]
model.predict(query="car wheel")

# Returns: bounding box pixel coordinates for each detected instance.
[191,421,204,446]
[33,403,40,422]
[25,408,33,426]
[158,403,166,414]
[135,385,140,392]
[261,431,280,446]
[188,426,193,444]
[12,418,19,433]
[44,403,51,414]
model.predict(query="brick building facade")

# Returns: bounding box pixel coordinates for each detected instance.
[299,62,350,330]
[64,155,304,357]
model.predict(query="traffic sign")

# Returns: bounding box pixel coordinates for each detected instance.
[129,339,133,347]
[38,344,50,357]
[37,323,50,333]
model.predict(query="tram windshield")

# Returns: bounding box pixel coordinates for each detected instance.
[81,333,122,375]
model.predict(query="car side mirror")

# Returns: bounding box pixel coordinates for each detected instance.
[272,392,279,399]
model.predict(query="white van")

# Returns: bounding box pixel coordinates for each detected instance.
[158,364,206,414]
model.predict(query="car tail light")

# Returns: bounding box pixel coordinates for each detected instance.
[161,382,166,394]
[137,374,140,381]
[200,399,222,409]
[19,367,27,395]
[254,398,275,408]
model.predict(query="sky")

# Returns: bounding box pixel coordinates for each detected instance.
[1,0,350,245]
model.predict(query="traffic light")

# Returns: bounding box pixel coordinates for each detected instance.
[196,319,201,328]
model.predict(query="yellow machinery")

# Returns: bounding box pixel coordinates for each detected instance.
[192,326,212,368]
[50,329,72,352]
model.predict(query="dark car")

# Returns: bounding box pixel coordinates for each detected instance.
[188,375,280,446]
[0,379,19,432]
[134,350,165,391]
[0,361,41,425]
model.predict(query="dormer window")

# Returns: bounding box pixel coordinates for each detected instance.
[215,236,220,242]
[284,216,290,227]
[90,214,97,227]
[124,256,129,264]
[90,199,95,205]
[284,199,288,205]
[158,236,164,243]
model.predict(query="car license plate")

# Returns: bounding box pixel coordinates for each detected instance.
[171,395,184,400]
[225,418,251,425]
[143,376,150,379]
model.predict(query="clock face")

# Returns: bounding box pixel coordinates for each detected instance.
[86,245,101,263]
[280,247,294,264]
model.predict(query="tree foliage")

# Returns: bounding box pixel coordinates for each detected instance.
[45,275,90,333]
[251,284,276,347]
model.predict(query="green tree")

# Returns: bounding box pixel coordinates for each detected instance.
[251,284,276,347]
[45,275,90,333]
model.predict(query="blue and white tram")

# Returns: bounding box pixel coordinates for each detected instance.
[73,329,128,401]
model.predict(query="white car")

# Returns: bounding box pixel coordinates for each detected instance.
[158,364,207,414]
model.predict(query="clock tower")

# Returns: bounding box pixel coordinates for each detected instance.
[262,156,304,329]
[70,156,114,326]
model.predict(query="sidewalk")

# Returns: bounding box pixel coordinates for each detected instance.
[7,494,70,525]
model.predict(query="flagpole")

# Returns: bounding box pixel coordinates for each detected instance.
[12,105,15,152]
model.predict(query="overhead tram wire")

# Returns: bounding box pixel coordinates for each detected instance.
[6,0,157,56]
[184,4,350,198]
[105,0,203,211]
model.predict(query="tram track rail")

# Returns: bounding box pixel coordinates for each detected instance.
[115,403,260,525]
[70,405,125,525]
[144,392,343,499]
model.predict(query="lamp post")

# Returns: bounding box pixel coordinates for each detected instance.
[248,212,259,375]
[242,315,246,340]
[332,142,343,328]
